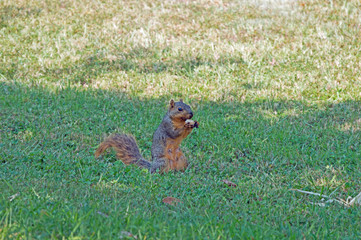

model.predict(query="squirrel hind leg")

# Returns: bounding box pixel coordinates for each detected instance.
[150,158,169,173]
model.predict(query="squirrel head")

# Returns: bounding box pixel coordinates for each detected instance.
[168,99,193,121]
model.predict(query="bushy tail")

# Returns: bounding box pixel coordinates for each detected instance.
[95,134,151,169]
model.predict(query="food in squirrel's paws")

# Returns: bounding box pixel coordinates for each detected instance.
[185,119,195,124]
[185,119,199,128]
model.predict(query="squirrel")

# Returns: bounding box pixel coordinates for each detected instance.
[94,99,199,173]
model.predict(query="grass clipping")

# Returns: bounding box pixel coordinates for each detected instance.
[291,189,361,207]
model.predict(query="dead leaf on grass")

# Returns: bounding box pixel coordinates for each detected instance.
[162,197,182,206]
[222,180,237,187]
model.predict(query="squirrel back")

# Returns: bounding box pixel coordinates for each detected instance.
[95,99,198,173]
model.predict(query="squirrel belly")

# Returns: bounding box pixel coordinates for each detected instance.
[164,140,188,172]
[95,99,199,173]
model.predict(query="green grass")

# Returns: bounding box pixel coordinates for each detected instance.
[1,0,361,238]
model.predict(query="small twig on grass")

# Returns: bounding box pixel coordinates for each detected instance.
[348,191,361,206]
[290,189,361,207]
[9,192,20,201]
[290,189,332,199]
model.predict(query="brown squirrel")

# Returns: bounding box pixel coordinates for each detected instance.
[95,99,199,173]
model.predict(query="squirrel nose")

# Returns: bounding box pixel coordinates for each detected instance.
[189,112,193,118]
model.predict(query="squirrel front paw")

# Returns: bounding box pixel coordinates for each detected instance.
[185,119,199,128]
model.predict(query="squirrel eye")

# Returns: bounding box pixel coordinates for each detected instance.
[178,107,183,111]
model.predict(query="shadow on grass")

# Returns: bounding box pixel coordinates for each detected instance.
[1,81,360,173]
[1,81,361,238]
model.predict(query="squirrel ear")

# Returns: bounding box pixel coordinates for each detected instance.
[169,99,175,108]
[179,99,183,103]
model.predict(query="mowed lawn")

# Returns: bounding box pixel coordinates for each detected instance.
[1,0,361,238]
